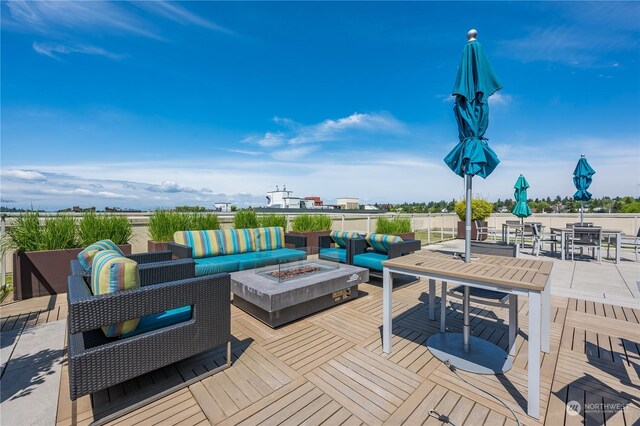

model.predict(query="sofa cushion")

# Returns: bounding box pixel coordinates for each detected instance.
[77,239,124,271]
[365,233,403,254]
[219,229,257,255]
[353,252,389,272]
[122,306,192,338]
[194,256,240,276]
[91,250,140,337]
[174,230,223,259]
[255,227,285,251]
[330,231,361,248]
[319,247,346,263]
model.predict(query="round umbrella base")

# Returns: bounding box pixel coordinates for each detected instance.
[426,332,513,374]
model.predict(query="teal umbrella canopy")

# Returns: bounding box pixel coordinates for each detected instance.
[444,33,502,178]
[512,175,532,218]
[573,155,596,201]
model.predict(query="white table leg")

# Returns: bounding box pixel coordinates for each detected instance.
[542,283,551,353]
[508,294,518,357]
[383,267,392,354]
[440,281,447,333]
[528,291,541,419]
[561,231,566,260]
[616,234,621,264]
[506,226,510,245]
[429,279,436,321]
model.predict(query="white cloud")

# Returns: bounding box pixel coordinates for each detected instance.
[147,180,197,193]
[134,1,234,35]
[490,92,511,106]
[32,42,125,60]
[271,146,317,161]
[1,169,47,181]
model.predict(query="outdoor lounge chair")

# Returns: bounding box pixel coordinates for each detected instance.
[70,249,177,278]
[67,261,231,423]
[349,233,421,276]
[317,231,361,264]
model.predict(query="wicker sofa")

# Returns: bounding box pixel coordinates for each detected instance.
[67,259,231,420]
[168,227,307,276]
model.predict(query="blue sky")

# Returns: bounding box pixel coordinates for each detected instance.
[1,1,639,210]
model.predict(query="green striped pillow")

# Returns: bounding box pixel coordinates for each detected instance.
[255,227,285,251]
[77,239,125,271]
[91,250,140,337]
[219,229,257,255]
[174,230,223,258]
[330,231,361,248]
[365,233,403,254]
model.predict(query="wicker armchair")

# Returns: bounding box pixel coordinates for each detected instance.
[67,262,231,422]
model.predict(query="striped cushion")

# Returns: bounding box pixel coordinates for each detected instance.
[77,239,124,271]
[330,231,361,248]
[219,229,257,255]
[365,233,403,254]
[173,230,223,259]
[91,250,140,337]
[255,227,285,251]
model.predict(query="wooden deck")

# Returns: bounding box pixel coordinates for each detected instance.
[2,278,639,425]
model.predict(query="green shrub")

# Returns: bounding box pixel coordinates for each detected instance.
[454,199,493,221]
[79,212,132,246]
[376,216,411,234]
[190,213,221,231]
[233,209,258,229]
[290,214,332,232]
[2,211,78,252]
[148,211,220,242]
[258,214,287,229]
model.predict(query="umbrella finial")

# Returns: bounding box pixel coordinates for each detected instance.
[467,29,478,41]
[581,153,586,158]
[520,173,523,176]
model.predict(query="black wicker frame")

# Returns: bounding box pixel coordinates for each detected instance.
[318,234,358,264]
[67,268,231,423]
[349,237,421,276]
[70,250,175,278]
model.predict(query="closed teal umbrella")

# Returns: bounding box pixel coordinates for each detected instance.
[573,154,596,224]
[512,174,532,221]
[444,29,501,263]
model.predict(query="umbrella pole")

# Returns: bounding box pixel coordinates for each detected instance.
[464,174,472,352]
[580,201,584,225]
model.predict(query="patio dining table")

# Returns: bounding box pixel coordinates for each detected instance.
[551,227,622,263]
[381,251,552,419]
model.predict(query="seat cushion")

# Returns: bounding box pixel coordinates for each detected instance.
[255,227,285,251]
[174,230,223,259]
[269,248,307,263]
[353,252,389,271]
[91,250,140,337]
[121,306,192,338]
[226,251,279,270]
[194,256,240,276]
[77,239,124,271]
[365,233,402,254]
[219,229,257,255]
[330,231,361,248]
[319,247,346,263]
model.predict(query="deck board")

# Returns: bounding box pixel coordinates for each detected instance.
[3,275,639,426]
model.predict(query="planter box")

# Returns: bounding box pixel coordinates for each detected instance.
[456,221,487,241]
[287,230,331,254]
[394,232,416,241]
[13,244,132,301]
[147,240,169,252]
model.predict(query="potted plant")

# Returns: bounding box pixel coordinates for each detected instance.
[148,210,220,252]
[375,216,415,240]
[257,213,287,229]
[288,214,333,253]
[454,199,493,240]
[3,211,132,300]
[233,209,258,229]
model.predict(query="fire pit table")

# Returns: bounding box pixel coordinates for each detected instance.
[231,259,368,327]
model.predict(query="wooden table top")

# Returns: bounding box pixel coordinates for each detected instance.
[382,251,553,291]
[550,227,621,234]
